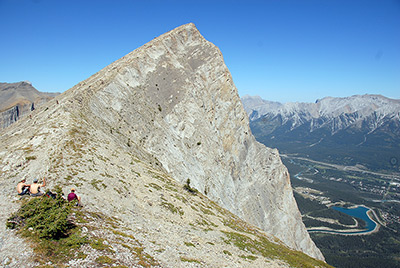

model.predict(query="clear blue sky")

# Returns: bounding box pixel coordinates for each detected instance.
[1,0,399,103]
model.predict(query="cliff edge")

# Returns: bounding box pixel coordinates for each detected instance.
[0,23,324,266]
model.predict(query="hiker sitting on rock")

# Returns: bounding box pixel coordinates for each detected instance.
[16,178,30,195]
[30,177,46,197]
[67,188,81,206]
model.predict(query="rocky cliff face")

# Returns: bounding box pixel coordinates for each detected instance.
[0,23,324,266]
[0,81,58,129]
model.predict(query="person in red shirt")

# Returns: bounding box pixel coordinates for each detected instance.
[67,188,81,205]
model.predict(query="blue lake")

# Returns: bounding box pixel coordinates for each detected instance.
[308,206,377,235]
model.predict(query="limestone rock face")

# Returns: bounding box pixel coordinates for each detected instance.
[0,23,324,264]
[0,82,58,129]
[68,23,322,260]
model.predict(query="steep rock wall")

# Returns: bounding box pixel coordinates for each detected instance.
[1,106,20,129]
[66,23,323,260]
[0,82,58,129]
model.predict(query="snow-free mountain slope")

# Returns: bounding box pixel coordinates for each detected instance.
[71,23,322,259]
[0,81,58,129]
[0,23,325,266]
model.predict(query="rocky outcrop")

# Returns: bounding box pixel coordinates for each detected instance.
[0,81,58,129]
[69,23,322,260]
[1,106,20,129]
[0,23,324,265]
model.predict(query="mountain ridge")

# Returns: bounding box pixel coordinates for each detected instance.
[66,23,322,258]
[0,23,325,266]
[242,94,400,171]
[0,81,59,129]
[243,94,400,120]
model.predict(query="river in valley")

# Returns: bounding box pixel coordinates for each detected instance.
[308,205,378,235]
[285,156,380,235]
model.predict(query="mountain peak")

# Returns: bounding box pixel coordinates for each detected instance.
[0,82,59,129]
[167,22,199,34]
[0,81,41,111]
[0,24,324,265]
[147,22,202,46]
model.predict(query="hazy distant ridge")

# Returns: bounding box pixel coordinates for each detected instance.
[0,81,59,129]
[242,94,400,171]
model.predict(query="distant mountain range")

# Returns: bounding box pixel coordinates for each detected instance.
[242,94,400,172]
[0,81,59,129]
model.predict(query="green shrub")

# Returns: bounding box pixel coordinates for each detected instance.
[184,242,196,247]
[183,179,198,195]
[25,156,37,161]
[95,256,114,264]
[223,250,232,255]
[6,186,88,266]
[180,257,201,263]
[7,186,74,239]
[240,254,258,260]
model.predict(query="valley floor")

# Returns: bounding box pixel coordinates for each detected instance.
[281,154,400,181]
[282,156,400,268]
